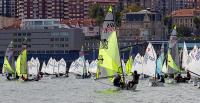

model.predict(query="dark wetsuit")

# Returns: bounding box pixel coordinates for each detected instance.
[175,74,183,83]
[113,75,121,87]
[127,72,140,89]
[159,75,165,83]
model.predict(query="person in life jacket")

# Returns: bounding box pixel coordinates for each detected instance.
[113,73,123,87]
[127,70,140,89]
[182,70,191,82]
[159,75,165,83]
[21,75,28,81]
[175,73,183,83]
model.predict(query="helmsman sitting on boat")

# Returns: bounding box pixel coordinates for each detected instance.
[113,73,123,88]
[127,71,140,90]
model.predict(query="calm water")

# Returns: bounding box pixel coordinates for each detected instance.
[0,75,199,103]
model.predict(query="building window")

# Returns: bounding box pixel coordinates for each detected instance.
[34,21,43,25]
[18,33,21,36]
[50,38,54,41]
[65,38,68,41]
[60,44,64,47]
[27,33,31,36]
[13,33,17,36]
[55,38,59,41]
[27,39,31,42]
[65,44,69,47]
[44,21,52,25]
[14,45,17,48]
[23,33,26,36]
[13,39,17,42]
[60,38,64,41]
[18,45,21,48]
[18,39,21,42]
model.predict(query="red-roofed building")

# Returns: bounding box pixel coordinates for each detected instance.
[172,9,200,28]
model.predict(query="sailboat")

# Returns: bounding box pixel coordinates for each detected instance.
[41,61,47,74]
[69,46,91,79]
[187,45,200,76]
[45,57,55,75]
[88,59,98,77]
[132,53,143,75]
[143,43,164,86]
[69,56,90,79]
[28,57,40,77]
[126,56,133,76]
[16,38,41,81]
[96,6,137,90]
[58,58,67,76]
[121,59,126,75]
[156,43,164,76]
[182,42,189,70]
[143,43,157,78]
[52,58,68,78]
[2,41,18,80]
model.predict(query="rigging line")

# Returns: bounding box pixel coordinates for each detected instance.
[187,70,200,77]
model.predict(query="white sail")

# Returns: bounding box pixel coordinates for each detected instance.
[28,57,39,75]
[187,46,200,76]
[35,57,40,72]
[121,59,126,75]
[69,57,85,75]
[69,61,75,72]
[132,53,143,74]
[58,58,66,74]
[187,45,198,71]
[53,59,59,74]
[46,57,55,74]
[182,42,189,69]
[41,61,47,73]
[86,60,89,74]
[88,59,98,74]
[143,43,157,77]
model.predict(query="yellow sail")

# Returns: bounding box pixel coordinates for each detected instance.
[126,56,133,75]
[16,55,21,76]
[2,57,14,74]
[167,50,180,72]
[20,49,27,75]
[98,31,122,81]
[97,6,122,82]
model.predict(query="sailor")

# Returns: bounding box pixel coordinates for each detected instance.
[127,70,140,89]
[113,73,123,87]
[21,75,28,81]
[182,70,191,82]
[185,70,191,80]
[159,75,165,83]
[6,73,11,80]
[86,71,91,78]
[175,73,183,83]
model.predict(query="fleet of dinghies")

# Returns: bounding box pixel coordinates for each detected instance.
[28,57,40,76]
[41,57,67,77]
[2,6,200,91]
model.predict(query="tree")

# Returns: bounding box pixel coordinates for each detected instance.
[177,25,192,37]
[163,16,172,31]
[193,17,200,35]
[122,4,142,13]
[89,4,105,26]
[89,4,122,27]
